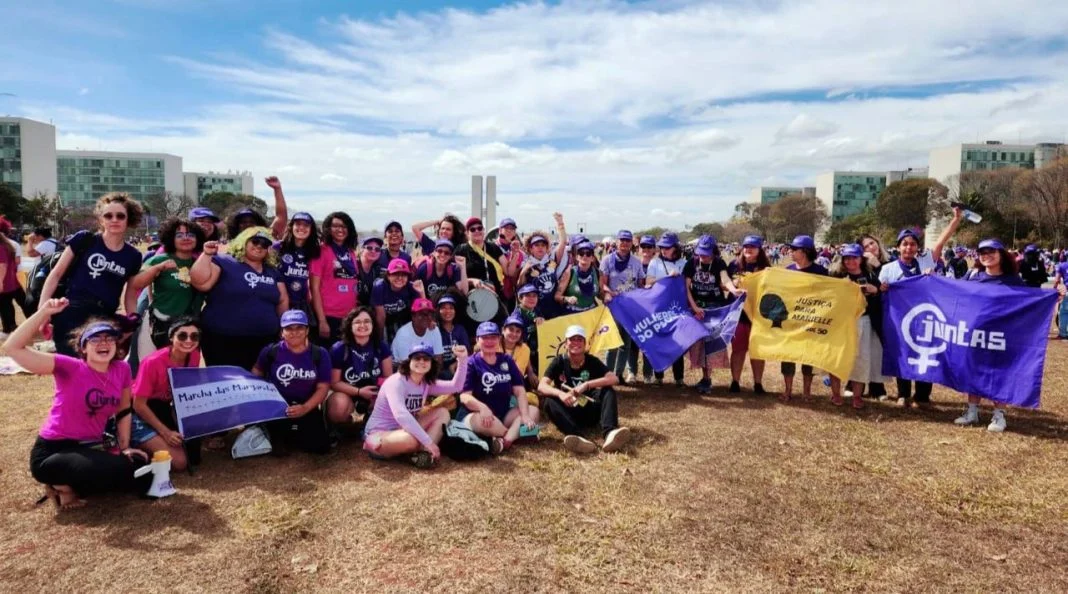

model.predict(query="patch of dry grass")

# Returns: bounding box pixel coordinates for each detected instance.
[2,338,1067,592]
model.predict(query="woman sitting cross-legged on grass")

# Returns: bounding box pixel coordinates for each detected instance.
[362,342,469,468]
[456,322,540,455]
[128,316,203,471]
[3,298,151,509]
[325,307,393,428]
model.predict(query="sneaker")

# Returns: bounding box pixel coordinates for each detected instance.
[602,427,632,453]
[696,378,711,394]
[410,451,435,469]
[844,389,854,397]
[898,397,913,409]
[987,410,1007,433]
[490,437,506,455]
[754,383,766,395]
[674,378,685,388]
[954,407,980,426]
[624,371,636,384]
[562,435,598,454]
[728,380,741,393]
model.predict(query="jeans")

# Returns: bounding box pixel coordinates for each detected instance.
[605,325,637,378]
[1059,298,1068,338]
[544,387,619,438]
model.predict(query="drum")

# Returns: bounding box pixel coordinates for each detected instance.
[466,287,502,322]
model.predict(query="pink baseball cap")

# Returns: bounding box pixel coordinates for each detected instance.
[411,297,434,313]
[387,258,411,275]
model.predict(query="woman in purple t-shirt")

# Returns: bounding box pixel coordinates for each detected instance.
[252,310,333,454]
[7,298,151,509]
[325,307,394,428]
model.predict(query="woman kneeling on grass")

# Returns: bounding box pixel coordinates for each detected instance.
[363,342,469,468]
[457,322,540,455]
[129,316,203,471]
[252,309,333,455]
[4,298,150,509]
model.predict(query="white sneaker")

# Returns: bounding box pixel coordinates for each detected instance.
[602,427,632,453]
[562,435,598,454]
[624,371,636,384]
[954,407,980,426]
[844,389,854,397]
[987,410,1006,433]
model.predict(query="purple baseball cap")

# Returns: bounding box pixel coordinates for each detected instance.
[517,283,537,297]
[693,235,717,257]
[189,207,220,222]
[617,229,634,241]
[978,238,1005,251]
[408,342,434,359]
[476,321,501,337]
[742,234,763,248]
[790,235,815,250]
[499,217,517,229]
[280,309,309,327]
[639,235,656,247]
[79,323,121,348]
[656,232,679,248]
[290,212,314,224]
[840,243,863,258]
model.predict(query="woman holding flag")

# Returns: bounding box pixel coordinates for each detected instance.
[828,244,884,409]
[954,236,1024,432]
[780,235,827,402]
[645,232,687,387]
[684,235,731,394]
[601,230,646,383]
[878,212,958,408]
[725,235,768,394]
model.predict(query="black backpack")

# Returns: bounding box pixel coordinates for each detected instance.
[438,419,491,461]
[23,233,94,315]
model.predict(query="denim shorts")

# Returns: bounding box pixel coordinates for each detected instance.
[130,414,158,445]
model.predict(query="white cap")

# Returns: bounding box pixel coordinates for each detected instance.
[564,325,587,339]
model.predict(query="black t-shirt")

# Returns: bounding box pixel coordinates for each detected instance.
[455,241,504,291]
[544,354,609,391]
[683,258,728,308]
[847,270,882,321]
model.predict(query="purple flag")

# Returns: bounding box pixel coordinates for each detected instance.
[701,297,745,355]
[169,366,289,439]
[607,277,710,372]
[882,275,1057,408]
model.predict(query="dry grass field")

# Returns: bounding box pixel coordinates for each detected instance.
[1,338,1067,593]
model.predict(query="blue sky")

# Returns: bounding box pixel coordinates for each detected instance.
[5,0,1068,231]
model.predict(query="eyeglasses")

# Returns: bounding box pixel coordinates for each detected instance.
[175,232,196,240]
[365,245,382,252]
[248,239,272,249]
[352,318,373,325]
[86,335,118,345]
[102,212,127,221]
[175,331,200,342]
[468,225,484,232]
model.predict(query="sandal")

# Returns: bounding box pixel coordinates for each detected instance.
[831,394,844,407]
[852,395,864,410]
[779,392,792,403]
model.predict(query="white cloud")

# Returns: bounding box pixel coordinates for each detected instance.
[13,0,1068,231]
[77,87,90,96]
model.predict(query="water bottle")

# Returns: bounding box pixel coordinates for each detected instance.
[951,202,982,224]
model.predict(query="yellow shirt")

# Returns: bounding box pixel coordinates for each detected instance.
[501,342,532,374]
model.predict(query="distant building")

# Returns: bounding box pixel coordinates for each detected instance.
[56,150,183,209]
[749,186,816,205]
[815,171,890,222]
[0,117,57,198]
[183,171,254,202]
[927,141,1049,197]
[886,167,929,183]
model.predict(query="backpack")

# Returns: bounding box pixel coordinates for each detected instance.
[23,233,95,315]
[438,419,490,461]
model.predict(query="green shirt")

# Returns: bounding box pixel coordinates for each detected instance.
[144,253,201,317]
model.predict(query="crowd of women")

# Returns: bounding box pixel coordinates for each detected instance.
[1,179,1064,509]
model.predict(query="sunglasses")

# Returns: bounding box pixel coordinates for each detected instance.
[468,225,484,232]
[86,335,118,345]
[102,212,127,221]
[175,331,201,342]
[249,238,272,248]
[365,245,382,252]
[435,249,453,256]
[578,250,594,257]
[175,231,197,240]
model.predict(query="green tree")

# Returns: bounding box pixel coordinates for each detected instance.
[822,209,883,245]
[767,194,827,241]
[0,183,26,223]
[874,178,948,231]
[200,192,269,220]
[1014,158,1068,249]
[143,191,198,228]
[689,222,725,240]
[22,192,72,230]
[635,226,671,239]
[719,220,758,244]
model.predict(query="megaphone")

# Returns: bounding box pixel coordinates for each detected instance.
[134,450,177,498]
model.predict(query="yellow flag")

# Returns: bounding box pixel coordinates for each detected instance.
[740,268,866,379]
[536,305,623,373]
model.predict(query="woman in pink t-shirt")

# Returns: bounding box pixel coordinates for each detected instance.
[130,316,203,471]
[310,212,359,344]
[5,298,151,509]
